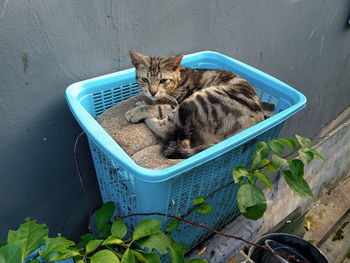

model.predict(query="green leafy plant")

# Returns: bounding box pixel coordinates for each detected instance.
[0,218,48,263]
[0,203,207,263]
[146,135,324,235]
[0,135,323,263]
[233,135,324,220]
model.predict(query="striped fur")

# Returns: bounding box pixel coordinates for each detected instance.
[125,51,270,159]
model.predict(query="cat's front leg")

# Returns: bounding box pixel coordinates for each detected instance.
[125,104,174,123]
[125,105,151,123]
[135,101,147,107]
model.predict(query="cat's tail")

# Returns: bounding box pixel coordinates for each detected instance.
[260,101,276,119]
[163,140,210,159]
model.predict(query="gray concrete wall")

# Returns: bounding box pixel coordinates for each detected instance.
[0,0,349,240]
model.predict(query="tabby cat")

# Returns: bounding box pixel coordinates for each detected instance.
[125,51,273,159]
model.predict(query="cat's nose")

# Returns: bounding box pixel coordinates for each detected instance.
[149,89,157,96]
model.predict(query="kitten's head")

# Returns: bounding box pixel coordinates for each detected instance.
[129,51,183,100]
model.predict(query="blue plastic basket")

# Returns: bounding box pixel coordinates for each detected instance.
[66,51,306,248]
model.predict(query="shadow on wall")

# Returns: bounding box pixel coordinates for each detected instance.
[0,97,102,241]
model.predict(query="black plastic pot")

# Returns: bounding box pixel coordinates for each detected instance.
[248,233,329,263]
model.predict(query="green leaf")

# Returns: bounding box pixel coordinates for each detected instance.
[74,255,84,263]
[27,260,40,263]
[7,218,48,262]
[237,183,267,220]
[289,159,304,178]
[171,242,189,255]
[242,201,267,220]
[165,220,180,232]
[0,243,22,263]
[187,259,208,263]
[76,233,94,249]
[271,154,287,169]
[49,248,80,262]
[98,225,112,239]
[175,245,190,254]
[143,253,161,263]
[86,239,103,254]
[259,158,270,167]
[81,233,94,240]
[90,249,120,263]
[247,173,255,184]
[111,221,127,239]
[169,246,185,263]
[253,172,272,189]
[192,197,205,205]
[281,170,314,199]
[93,201,115,237]
[251,142,270,170]
[194,203,212,214]
[167,239,190,263]
[308,149,325,161]
[39,234,75,260]
[136,251,161,263]
[232,166,249,183]
[268,139,285,153]
[301,147,311,152]
[131,250,147,263]
[298,150,314,164]
[278,138,297,150]
[264,164,277,173]
[101,236,124,246]
[132,219,162,241]
[121,249,135,263]
[136,232,171,255]
[295,135,311,148]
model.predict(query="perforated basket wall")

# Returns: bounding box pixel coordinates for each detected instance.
[88,124,282,247]
[66,51,306,250]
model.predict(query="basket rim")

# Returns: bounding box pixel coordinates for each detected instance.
[65,51,306,183]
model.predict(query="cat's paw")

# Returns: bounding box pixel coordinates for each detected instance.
[135,101,147,107]
[125,107,145,123]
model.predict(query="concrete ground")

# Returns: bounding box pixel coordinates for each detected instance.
[304,176,350,263]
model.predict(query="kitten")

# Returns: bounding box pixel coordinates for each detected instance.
[125,51,272,159]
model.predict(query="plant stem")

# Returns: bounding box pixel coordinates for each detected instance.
[252,146,300,172]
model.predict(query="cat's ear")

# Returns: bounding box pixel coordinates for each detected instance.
[165,54,183,70]
[129,50,149,68]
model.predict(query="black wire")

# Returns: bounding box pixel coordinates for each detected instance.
[73,131,93,227]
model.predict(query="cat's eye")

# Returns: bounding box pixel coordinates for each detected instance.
[141,77,149,83]
[159,79,168,84]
